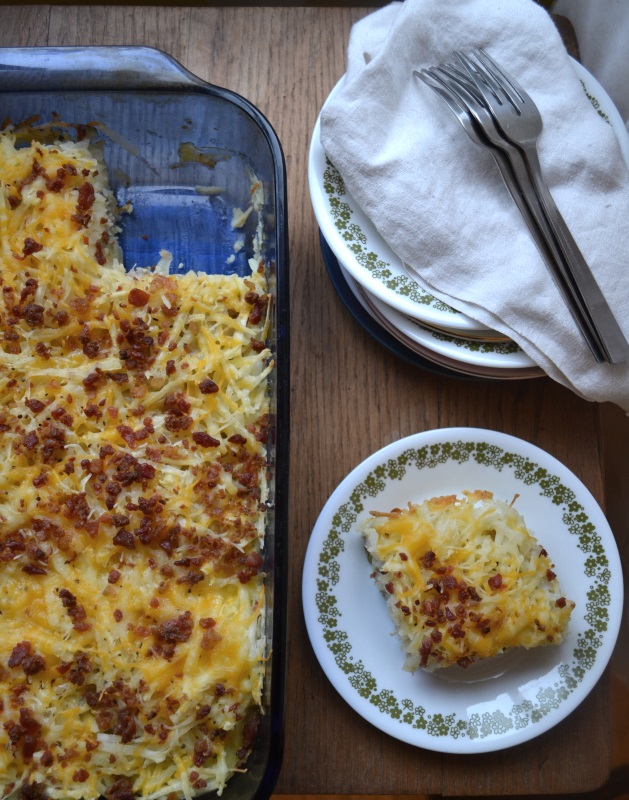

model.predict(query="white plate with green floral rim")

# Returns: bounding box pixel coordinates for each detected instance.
[359,279,539,371]
[302,428,623,753]
[338,255,544,379]
[309,61,629,334]
[308,89,485,333]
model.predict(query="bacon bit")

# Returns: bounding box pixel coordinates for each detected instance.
[228,434,247,445]
[422,551,436,568]
[62,491,90,525]
[176,571,205,587]
[50,406,73,427]
[22,431,39,450]
[195,705,211,721]
[83,368,105,393]
[8,194,21,209]
[237,551,263,584]
[419,636,434,666]
[7,708,43,762]
[8,641,32,668]
[200,626,222,650]
[555,597,567,608]
[150,611,194,660]
[164,391,191,414]
[113,609,123,622]
[249,338,266,353]
[57,651,92,686]
[22,238,43,257]
[165,359,176,376]
[94,240,106,266]
[546,569,557,581]
[25,398,46,414]
[32,473,48,488]
[18,782,48,800]
[193,738,213,767]
[128,288,150,307]
[449,623,466,639]
[58,588,89,631]
[22,303,45,327]
[35,341,51,360]
[118,317,156,371]
[105,775,135,800]
[384,581,395,594]
[116,425,137,448]
[113,708,136,743]
[22,563,47,575]
[73,769,89,783]
[198,378,219,394]
[77,181,95,211]
[84,402,102,420]
[11,644,45,676]
[53,309,70,327]
[192,431,220,448]
[165,414,192,432]
[488,574,503,590]
[113,529,135,550]
[20,278,38,304]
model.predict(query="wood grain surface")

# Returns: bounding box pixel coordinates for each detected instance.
[0,5,626,796]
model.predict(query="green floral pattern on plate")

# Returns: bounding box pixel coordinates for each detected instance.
[426,328,521,355]
[314,439,611,740]
[323,159,454,313]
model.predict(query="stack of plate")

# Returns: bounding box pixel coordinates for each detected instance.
[309,113,543,379]
[308,65,629,380]
[308,90,542,380]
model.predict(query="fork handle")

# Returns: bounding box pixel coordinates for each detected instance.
[521,145,629,365]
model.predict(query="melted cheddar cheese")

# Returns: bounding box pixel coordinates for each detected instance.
[0,129,271,799]
[362,491,574,672]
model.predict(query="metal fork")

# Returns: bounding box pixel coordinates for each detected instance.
[417,66,607,363]
[455,48,629,365]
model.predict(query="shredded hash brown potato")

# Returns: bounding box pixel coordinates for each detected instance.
[0,128,272,799]
[362,491,574,672]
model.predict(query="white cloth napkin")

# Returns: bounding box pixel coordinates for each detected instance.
[320,0,629,411]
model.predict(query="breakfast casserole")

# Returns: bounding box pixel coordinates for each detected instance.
[0,127,272,799]
[362,490,574,672]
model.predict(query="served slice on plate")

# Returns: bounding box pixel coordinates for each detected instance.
[362,490,575,672]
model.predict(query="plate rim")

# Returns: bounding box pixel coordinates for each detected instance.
[338,254,544,379]
[302,427,623,754]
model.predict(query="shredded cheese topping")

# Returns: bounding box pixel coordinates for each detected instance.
[0,129,271,800]
[362,490,574,672]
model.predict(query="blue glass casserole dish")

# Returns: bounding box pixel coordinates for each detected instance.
[0,45,288,800]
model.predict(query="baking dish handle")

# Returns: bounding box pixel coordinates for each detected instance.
[0,46,211,92]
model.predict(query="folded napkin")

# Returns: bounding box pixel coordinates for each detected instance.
[320,0,629,411]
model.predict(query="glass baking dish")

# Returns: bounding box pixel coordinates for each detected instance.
[0,45,289,800]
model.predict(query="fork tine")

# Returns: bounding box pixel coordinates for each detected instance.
[434,64,485,107]
[473,48,526,107]
[454,51,505,108]
[416,68,473,120]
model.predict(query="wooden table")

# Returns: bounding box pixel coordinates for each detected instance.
[1,4,626,797]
